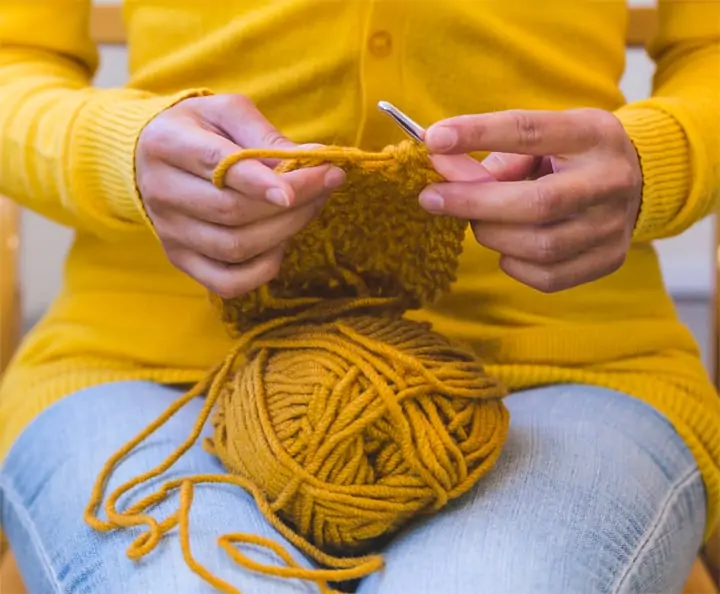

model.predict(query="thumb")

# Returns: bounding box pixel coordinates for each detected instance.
[209,94,298,152]
[208,95,325,170]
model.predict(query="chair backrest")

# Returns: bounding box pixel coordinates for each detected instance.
[0,198,19,374]
[87,5,659,46]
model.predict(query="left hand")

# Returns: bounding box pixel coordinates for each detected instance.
[419,108,643,293]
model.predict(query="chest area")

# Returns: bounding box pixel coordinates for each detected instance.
[123,0,629,71]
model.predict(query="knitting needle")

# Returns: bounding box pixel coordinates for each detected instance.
[377,100,493,182]
[377,101,425,144]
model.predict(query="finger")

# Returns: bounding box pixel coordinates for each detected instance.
[419,169,606,224]
[201,97,336,178]
[278,166,346,207]
[147,119,250,180]
[180,244,286,300]
[146,98,341,207]
[480,153,541,182]
[145,168,293,226]
[168,199,323,265]
[425,109,606,156]
[152,123,344,208]
[429,154,495,182]
[224,160,344,208]
[153,122,295,207]
[205,99,345,205]
[471,208,625,265]
[500,244,628,293]
[205,95,298,152]
[177,127,298,207]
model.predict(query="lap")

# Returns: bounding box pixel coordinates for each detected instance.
[360,384,706,594]
[0,382,318,594]
[0,381,706,594]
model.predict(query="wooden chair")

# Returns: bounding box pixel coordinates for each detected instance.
[0,197,19,374]
[0,5,717,593]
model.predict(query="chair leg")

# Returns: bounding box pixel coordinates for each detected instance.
[684,557,718,594]
[0,550,27,594]
[705,530,720,585]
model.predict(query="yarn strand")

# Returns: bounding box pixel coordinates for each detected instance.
[85,317,390,589]
[211,147,393,188]
[86,142,510,594]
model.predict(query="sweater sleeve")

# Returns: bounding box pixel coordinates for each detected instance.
[0,0,210,236]
[614,0,720,243]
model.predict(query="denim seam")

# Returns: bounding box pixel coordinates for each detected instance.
[611,467,701,594]
[0,474,64,594]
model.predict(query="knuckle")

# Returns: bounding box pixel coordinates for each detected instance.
[590,109,625,148]
[514,112,542,148]
[607,248,628,274]
[197,143,227,172]
[136,172,171,210]
[457,191,480,219]
[212,191,242,224]
[535,232,563,263]
[574,108,608,147]
[602,211,630,240]
[529,184,561,222]
[136,175,158,203]
[461,198,476,220]
[219,233,250,263]
[533,269,563,293]
[261,129,291,148]
[593,108,621,132]
[221,94,255,112]
[164,246,187,271]
[614,161,642,194]
[175,96,202,112]
[138,120,172,158]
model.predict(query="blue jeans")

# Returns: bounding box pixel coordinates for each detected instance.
[0,382,706,594]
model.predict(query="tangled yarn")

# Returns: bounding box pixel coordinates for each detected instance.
[85,141,510,593]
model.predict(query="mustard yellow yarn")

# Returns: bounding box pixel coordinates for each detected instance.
[85,141,510,594]
[210,143,468,331]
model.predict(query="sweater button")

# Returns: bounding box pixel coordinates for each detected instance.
[368,31,392,57]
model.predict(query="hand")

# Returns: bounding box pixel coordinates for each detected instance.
[419,109,643,293]
[136,94,345,298]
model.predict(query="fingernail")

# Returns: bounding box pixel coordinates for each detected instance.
[419,189,445,212]
[324,166,346,190]
[480,153,503,168]
[426,126,457,152]
[266,188,290,207]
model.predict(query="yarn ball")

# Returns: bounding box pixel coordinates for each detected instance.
[206,314,508,555]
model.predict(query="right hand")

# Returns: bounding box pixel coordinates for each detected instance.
[135,94,346,299]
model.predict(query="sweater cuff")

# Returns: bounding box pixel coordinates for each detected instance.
[613,105,691,243]
[68,88,213,233]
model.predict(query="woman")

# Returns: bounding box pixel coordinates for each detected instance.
[0,1,718,592]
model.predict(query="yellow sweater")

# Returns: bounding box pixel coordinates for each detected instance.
[1,0,719,538]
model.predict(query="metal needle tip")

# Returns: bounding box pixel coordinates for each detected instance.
[377,101,425,144]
